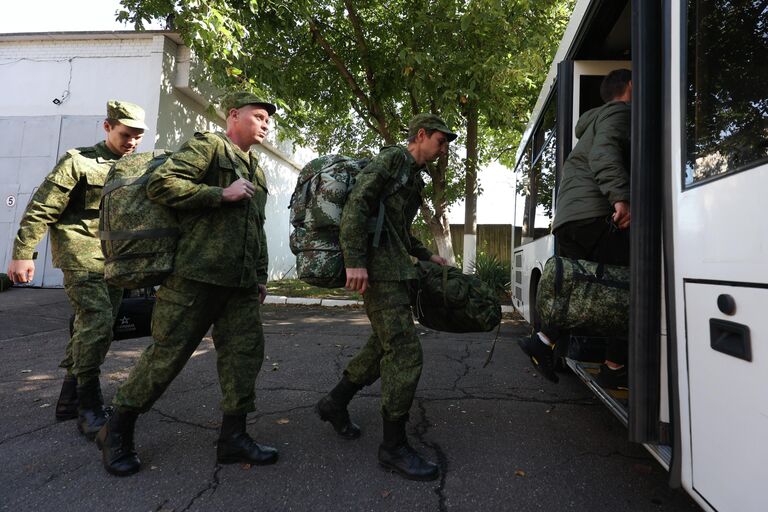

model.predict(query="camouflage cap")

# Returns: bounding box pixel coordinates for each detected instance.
[408,113,457,142]
[107,100,148,130]
[221,92,277,116]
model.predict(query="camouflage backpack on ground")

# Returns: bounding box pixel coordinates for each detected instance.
[288,155,371,288]
[412,261,502,333]
[99,150,176,288]
[536,256,629,337]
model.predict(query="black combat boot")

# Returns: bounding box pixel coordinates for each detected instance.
[378,417,439,481]
[315,375,363,439]
[96,408,141,477]
[55,374,78,421]
[216,414,278,465]
[76,379,110,440]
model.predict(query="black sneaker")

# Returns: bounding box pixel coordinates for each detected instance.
[518,334,559,383]
[594,364,628,390]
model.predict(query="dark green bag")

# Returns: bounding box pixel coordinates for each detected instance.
[0,273,12,292]
[536,256,629,337]
[412,261,501,333]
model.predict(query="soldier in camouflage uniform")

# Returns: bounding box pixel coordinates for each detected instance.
[315,114,457,481]
[97,92,279,477]
[519,69,632,389]
[7,101,146,439]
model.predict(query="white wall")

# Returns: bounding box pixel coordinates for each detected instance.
[0,36,164,153]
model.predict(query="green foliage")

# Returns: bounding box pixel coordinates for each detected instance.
[468,251,511,299]
[117,0,575,250]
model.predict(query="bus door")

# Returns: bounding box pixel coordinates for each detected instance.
[667,1,768,510]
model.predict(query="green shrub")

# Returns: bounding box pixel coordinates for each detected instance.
[469,252,511,298]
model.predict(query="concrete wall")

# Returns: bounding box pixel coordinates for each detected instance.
[0,32,300,285]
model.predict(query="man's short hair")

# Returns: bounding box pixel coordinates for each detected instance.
[407,128,437,144]
[600,69,632,102]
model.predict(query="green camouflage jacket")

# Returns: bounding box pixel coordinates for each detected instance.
[12,141,121,272]
[553,101,631,230]
[340,145,432,281]
[146,132,269,288]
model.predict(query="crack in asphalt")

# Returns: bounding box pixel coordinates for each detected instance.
[152,409,218,431]
[0,327,68,342]
[0,422,57,446]
[154,498,170,512]
[550,448,651,471]
[179,465,221,512]
[413,399,448,512]
[420,392,596,407]
[444,344,472,392]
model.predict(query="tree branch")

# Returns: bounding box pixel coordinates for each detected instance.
[308,17,394,143]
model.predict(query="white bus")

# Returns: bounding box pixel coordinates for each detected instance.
[510,1,767,511]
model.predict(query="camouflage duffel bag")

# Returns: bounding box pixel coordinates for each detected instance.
[412,261,501,333]
[536,256,629,337]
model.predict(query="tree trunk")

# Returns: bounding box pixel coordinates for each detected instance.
[463,102,479,273]
[420,152,456,265]
[423,207,456,266]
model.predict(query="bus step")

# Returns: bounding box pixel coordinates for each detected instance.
[565,358,628,427]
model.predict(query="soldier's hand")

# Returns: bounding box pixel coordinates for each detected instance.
[612,201,631,230]
[345,268,369,294]
[258,284,267,304]
[7,259,35,284]
[222,178,256,202]
[429,254,448,266]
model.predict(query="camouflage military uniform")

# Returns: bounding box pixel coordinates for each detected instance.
[340,145,433,421]
[12,141,124,385]
[113,132,269,415]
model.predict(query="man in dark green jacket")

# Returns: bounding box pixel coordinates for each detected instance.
[520,69,632,389]
[97,92,278,477]
[7,100,146,438]
[315,113,457,482]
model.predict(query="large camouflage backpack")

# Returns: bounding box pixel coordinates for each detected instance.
[536,256,629,337]
[288,155,369,288]
[412,261,502,333]
[99,149,177,288]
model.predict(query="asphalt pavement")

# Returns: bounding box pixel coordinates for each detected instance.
[0,287,701,511]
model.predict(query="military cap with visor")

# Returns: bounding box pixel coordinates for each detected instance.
[408,113,457,142]
[221,92,277,116]
[107,100,148,130]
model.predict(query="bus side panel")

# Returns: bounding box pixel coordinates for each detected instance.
[512,235,555,324]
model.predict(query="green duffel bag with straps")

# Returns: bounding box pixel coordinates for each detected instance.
[411,261,501,333]
[536,255,629,337]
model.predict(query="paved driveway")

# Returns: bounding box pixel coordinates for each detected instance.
[0,288,700,511]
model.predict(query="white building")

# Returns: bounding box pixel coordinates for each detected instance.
[0,31,300,287]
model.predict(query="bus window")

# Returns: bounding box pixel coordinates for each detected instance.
[516,94,557,244]
[685,0,768,187]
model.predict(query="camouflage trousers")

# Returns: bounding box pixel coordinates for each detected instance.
[113,275,265,415]
[60,270,123,386]
[344,280,422,421]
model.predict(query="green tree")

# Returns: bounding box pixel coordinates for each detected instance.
[119,0,573,263]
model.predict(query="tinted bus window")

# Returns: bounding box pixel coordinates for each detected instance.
[685,0,768,187]
[516,94,558,243]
